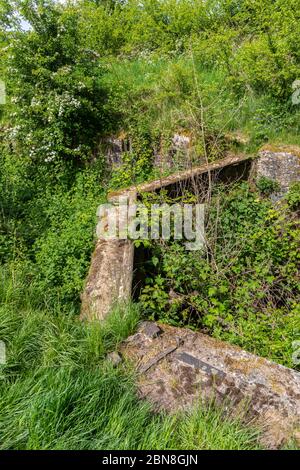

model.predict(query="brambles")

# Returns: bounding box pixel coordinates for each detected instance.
[256,177,281,195]
[286,182,300,210]
[139,182,300,369]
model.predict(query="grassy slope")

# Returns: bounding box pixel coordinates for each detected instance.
[102,55,300,153]
[0,265,261,450]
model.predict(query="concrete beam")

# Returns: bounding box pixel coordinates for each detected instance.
[108,153,254,201]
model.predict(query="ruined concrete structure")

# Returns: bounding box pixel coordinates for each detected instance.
[103,133,131,167]
[81,153,252,321]
[121,322,300,449]
[80,144,300,448]
[103,132,195,171]
[154,133,193,170]
[104,131,250,172]
[81,145,300,321]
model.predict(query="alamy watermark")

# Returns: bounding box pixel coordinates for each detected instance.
[0,80,6,105]
[96,196,205,251]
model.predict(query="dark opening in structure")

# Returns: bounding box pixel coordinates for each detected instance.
[132,158,253,299]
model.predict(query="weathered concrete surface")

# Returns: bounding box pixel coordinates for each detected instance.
[121,322,300,449]
[104,132,194,172]
[102,132,131,167]
[80,239,134,321]
[154,133,191,171]
[106,351,123,367]
[256,145,300,197]
[81,191,136,321]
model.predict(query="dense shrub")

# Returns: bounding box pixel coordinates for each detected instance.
[76,0,300,102]
[4,1,107,166]
[34,167,105,304]
[140,182,300,368]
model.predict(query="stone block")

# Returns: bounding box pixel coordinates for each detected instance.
[121,322,300,449]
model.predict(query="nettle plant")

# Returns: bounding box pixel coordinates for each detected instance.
[6,2,106,166]
[139,181,300,368]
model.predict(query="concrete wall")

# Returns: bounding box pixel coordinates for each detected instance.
[121,321,300,449]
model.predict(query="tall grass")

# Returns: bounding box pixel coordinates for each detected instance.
[103,55,300,152]
[0,263,261,450]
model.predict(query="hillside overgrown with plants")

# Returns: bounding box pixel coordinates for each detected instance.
[0,0,299,450]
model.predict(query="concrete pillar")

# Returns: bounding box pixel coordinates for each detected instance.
[80,192,136,321]
[256,145,300,197]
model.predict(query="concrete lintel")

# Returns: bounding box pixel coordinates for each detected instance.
[108,153,254,201]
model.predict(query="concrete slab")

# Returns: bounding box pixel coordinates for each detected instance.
[121,322,300,449]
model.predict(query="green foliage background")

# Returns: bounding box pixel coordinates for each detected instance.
[140,182,300,369]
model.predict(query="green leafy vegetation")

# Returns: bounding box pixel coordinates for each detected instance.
[0,0,300,450]
[140,182,300,369]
